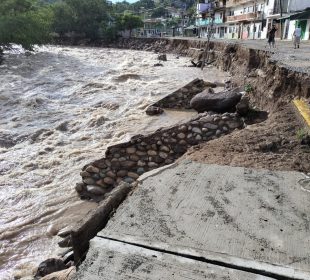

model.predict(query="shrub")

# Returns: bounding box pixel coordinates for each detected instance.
[244,83,254,93]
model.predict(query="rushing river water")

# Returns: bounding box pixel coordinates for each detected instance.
[0,46,228,279]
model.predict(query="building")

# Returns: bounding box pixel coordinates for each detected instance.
[263,0,310,40]
[284,7,310,40]
[195,0,310,40]
[225,0,265,39]
[142,18,164,37]
[196,0,226,38]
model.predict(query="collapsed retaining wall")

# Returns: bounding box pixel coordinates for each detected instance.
[76,111,244,200]
[39,37,309,277]
[149,78,216,110]
[109,38,310,110]
[74,37,310,200]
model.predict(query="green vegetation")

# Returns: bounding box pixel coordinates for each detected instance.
[296,128,309,141]
[0,0,53,50]
[52,0,110,40]
[0,0,196,50]
[244,83,254,93]
[116,14,144,37]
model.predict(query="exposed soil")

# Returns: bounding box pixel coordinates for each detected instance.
[60,38,310,179]
[183,104,310,173]
[101,37,310,173]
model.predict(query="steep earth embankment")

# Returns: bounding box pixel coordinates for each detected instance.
[108,38,310,108]
[35,38,309,279]
[108,38,310,173]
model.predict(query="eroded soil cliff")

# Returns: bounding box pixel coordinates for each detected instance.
[110,38,310,173]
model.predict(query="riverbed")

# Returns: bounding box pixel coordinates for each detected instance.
[0,46,229,279]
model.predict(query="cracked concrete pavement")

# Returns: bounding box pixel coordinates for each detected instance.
[76,161,310,280]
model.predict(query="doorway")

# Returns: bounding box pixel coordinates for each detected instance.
[299,20,307,39]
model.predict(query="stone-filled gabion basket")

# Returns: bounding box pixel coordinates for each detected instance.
[76,112,244,200]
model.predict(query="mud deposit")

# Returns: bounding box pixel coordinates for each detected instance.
[0,46,229,278]
[184,104,310,173]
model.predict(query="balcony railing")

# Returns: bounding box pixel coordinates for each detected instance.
[196,18,224,26]
[226,0,256,8]
[227,11,261,22]
[197,3,212,14]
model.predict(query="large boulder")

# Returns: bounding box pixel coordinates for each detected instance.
[35,258,67,277]
[190,88,242,113]
[158,54,167,61]
[146,106,164,116]
[236,95,250,116]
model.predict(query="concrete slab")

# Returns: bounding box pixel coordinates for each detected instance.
[98,162,310,279]
[76,237,273,279]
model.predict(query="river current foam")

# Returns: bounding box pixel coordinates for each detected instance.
[0,46,228,279]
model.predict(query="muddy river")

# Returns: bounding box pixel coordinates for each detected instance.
[0,46,228,279]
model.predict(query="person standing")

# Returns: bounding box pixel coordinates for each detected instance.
[267,25,277,48]
[293,25,302,49]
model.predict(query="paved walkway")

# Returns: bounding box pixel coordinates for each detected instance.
[228,39,310,73]
[77,161,310,279]
[174,37,310,73]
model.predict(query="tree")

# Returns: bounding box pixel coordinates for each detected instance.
[113,1,131,14]
[151,7,167,18]
[117,14,144,37]
[131,0,155,12]
[0,0,53,50]
[51,2,74,37]
[166,17,179,28]
[51,0,110,40]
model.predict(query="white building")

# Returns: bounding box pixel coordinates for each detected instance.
[196,0,310,40]
[196,0,226,39]
[225,0,265,39]
[264,0,310,40]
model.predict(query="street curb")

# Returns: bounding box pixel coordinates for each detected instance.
[293,99,310,129]
[71,182,132,265]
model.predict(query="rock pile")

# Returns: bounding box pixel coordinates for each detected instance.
[76,112,244,200]
[146,79,216,115]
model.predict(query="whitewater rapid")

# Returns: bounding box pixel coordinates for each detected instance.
[0,46,228,278]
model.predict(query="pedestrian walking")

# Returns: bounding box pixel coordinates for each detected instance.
[293,25,302,49]
[267,25,277,48]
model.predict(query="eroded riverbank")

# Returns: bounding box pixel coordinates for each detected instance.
[0,46,229,278]
[2,37,310,278]
[59,38,309,279]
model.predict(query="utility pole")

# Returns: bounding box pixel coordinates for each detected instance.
[201,0,216,70]
[196,0,201,38]
[253,0,257,39]
[279,0,283,39]
[181,10,184,37]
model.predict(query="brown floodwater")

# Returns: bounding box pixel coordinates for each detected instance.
[0,46,229,279]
